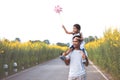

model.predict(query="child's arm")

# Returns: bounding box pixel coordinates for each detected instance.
[79,33,84,40]
[62,25,73,34]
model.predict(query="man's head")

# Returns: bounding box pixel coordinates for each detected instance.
[72,35,81,49]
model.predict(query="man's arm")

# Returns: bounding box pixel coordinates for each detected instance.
[64,54,71,65]
[64,58,70,65]
[79,33,84,40]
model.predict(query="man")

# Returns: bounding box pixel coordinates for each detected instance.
[64,35,86,80]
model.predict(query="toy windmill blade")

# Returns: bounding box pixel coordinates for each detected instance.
[54,5,63,14]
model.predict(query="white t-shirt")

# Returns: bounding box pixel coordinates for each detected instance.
[66,50,86,77]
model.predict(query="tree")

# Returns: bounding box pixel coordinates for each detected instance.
[56,42,68,47]
[43,39,50,44]
[29,40,42,43]
[88,36,95,42]
[15,38,21,42]
[94,36,98,40]
[84,36,98,43]
[84,38,89,43]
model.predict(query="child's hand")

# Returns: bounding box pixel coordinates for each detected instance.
[75,37,80,40]
[62,25,65,28]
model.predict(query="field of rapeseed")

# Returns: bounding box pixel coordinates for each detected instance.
[0,40,67,79]
[85,28,120,80]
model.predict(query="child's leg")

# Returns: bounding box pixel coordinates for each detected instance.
[80,48,89,66]
[60,45,74,60]
[80,48,88,57]
[62,45,74,56]
[84,49,88,57]
[62,48,73,56]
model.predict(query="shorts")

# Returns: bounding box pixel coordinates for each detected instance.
[68,74,86,80]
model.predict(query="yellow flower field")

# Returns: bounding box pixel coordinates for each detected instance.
[0,40,67,79]
[85,28,120,80]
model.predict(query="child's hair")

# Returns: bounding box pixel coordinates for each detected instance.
[73,24,81,31]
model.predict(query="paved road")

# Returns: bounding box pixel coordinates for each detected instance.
[3,58,108,80]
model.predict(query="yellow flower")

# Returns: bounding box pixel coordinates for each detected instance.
[0,50,4,54]
[113,43,118,47]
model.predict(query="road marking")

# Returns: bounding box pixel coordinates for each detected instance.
[90,61,109,80]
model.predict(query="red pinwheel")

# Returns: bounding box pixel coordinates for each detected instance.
[54,5,62,14]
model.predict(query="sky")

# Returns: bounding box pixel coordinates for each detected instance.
[0,0,120,44]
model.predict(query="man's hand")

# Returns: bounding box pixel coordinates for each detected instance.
[64,59,70,65]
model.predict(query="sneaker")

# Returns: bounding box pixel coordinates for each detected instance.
[82,59,86,63]
[82,57,89,66]
[60,56,66,61]
[82,58,86,65]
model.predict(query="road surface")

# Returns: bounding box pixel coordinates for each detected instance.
[2,58,109,80]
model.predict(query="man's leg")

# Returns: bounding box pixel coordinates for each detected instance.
[68,76,78,80]
[78,74,86,80]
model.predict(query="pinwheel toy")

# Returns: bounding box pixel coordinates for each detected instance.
[54,5,62,14]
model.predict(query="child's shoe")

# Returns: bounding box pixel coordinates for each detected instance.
[60,55,66,61]
[82,57,89,66]
[82,58,86,64]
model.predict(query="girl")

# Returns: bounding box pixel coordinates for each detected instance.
[60,24,88,65]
